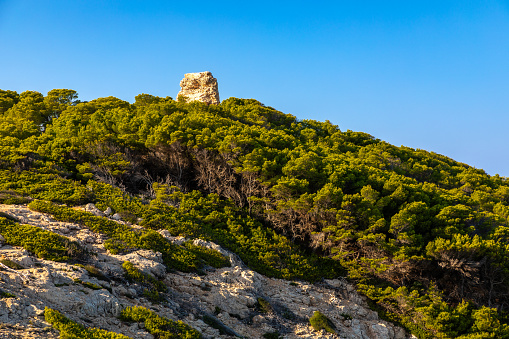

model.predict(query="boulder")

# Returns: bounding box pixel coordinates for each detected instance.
[84,203,105,217]
[120,250,166,279]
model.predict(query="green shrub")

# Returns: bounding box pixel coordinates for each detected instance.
[122,261,166,291]
[0,190,30,205]
[83,264,108,281]
[74,279,102,290]
[44,307,131,338]
[29,201,230,273]
[141,289,163,302]
[122,261,166,302]
[183,242,231,269]
[309,311,336,334]
[256,297,273,314]
[0,290,16,298]
[0,216,86,262]
[122,261,146,283]
[103,238,131,255]
[87,181,144,218]
[141,189,344,281]
[120,306,201,338]
[0,258,24,270]
[0,170,92,205]
[0,211,19,222]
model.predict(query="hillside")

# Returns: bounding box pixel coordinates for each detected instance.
[1,88,509,338]
[0,203,406,339]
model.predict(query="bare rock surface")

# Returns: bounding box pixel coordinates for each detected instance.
[177,71,220,105]
[0,204,414,338]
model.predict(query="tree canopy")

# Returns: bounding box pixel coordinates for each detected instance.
[1,88,509,338]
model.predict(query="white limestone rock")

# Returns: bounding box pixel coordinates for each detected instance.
[84,203,105,217]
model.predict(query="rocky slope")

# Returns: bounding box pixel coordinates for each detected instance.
[0,203,414,339]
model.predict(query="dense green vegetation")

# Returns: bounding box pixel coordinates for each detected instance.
[120,306,202,338]
[45,307,131,339]
[45,306,202,339]
[309,311,336,334]
[28,200,230,272]
[2,88,509,337]
[0,216,86,261]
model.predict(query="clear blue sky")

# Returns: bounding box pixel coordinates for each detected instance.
[1,1,508,176]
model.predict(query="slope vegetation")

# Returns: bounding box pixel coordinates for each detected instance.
[1,89,509,338]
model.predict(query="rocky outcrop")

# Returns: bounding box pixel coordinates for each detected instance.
[177,71,220,105]
[0,204,414,338]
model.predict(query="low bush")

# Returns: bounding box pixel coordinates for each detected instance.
[0,258,24,270]
[120,306,202,338]
[74,279,103,290]
[256,297,273,314]
[122,261,166,302]
[44,307,130,338]
[0,216,86,262]
[83,264,109,281]
[142,189,344,281]
[29,200,230,273]
[0,170,92,205]
[0,290,16,298]
[0,190,30,205]
[309,311,336,334]
[0,211,19,222]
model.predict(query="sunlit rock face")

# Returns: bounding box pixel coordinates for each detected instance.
[177,71,220,105]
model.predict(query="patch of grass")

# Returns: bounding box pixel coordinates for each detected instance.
[309,311,336,334]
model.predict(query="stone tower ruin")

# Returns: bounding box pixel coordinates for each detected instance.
[177,71,220,105]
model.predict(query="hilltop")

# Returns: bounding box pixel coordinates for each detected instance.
[0,85,509,338]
